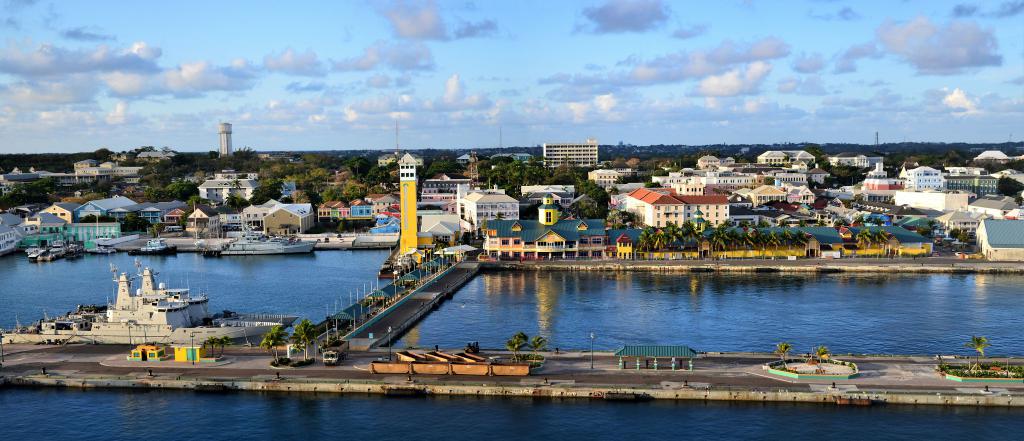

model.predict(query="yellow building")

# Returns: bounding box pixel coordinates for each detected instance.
[399,153,419,253]
[173,345,208,362]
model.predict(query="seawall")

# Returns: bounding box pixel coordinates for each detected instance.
[483,260,1024,275]
[5,374,1021,408]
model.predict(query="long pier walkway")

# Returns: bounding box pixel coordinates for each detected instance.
[345,262,479,350]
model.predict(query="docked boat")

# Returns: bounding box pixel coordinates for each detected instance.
[128,238,177,255]
[88,245,117,254]
[1,266,298,345]
[203,230,314,256]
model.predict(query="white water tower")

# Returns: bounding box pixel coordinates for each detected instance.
[218,122,233,157]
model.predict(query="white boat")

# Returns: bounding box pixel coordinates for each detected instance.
[88,245,117,254]
[129,238,177,255]
[207,230,314,256]
[2,266,298,345]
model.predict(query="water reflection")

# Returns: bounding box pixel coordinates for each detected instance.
[400,271,1024,355]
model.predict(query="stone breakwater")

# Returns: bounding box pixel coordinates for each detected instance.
[484,260,1024,275]
[3,374,1022,407]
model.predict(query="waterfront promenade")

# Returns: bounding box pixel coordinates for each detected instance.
[3,344,1023,407]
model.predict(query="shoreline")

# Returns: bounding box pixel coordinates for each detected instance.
[482,259,1024,274]
[3,371,1021,408]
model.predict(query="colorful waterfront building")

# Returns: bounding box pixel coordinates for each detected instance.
[399,153,419,254]
[483,194,606,259]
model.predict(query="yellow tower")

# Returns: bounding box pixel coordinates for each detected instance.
[398,153,419,253]
[538,193,560,226]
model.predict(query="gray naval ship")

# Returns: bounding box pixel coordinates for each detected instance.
[2,266,297,345]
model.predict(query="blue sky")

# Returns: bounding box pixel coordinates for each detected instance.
[0,0,1022,152]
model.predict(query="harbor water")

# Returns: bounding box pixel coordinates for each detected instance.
[0,251,389,329]
[3,252,1024,436]
[398,270,1024,355]
[2,388,1023,440]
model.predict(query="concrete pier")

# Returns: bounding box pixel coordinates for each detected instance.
[346,262,480,350]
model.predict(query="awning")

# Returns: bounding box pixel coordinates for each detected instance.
[614,345,698,358]
[441,244,477,254]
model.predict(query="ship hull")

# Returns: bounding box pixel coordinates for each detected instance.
[3,323,288,346]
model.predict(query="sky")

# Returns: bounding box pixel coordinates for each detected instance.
[0,0,1022,153]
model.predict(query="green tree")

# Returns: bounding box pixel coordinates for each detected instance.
[505,331,528,362]
[290,319,317,361]
[964,336,990,371]
[250,179,283,205]
[814,345,831,363]
[259,325,289,361]
[775,342,792,368]
[529,335,548,358]
[997,177,1024,197]
[121,213,150,233]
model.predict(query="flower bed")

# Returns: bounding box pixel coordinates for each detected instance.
[939,363,1024,383]
[766,359,859,380]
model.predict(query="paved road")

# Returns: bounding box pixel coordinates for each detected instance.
[4,344,1021,396]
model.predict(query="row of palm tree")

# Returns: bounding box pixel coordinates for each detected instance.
[203,335,232,358]
[505,331,548,362]
[774,336,994,373]
[636,223,813,259]
[258,320,320,362]
[854,228,892,251]
[773,342,830,368]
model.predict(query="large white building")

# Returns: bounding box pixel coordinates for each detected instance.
[757,150,815,166]
[899,166,945,191]
[198,177,258,204]
[460,191,520,230]
[893,190,968,212]
[827,153,883,168]
[624,187,730,228]
[543,139,599,168]
[587,169,634,188]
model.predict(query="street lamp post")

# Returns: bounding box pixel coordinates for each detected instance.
[190,332,196,366]
[0,331,5,367]
[387,326,393,361]
[590,332,595,369]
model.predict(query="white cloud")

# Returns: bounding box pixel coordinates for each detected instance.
[162,59,259,97]
[791,52,825,74]
[264,48,325,77]
[332,41,435,71]
[580,0,669,33]
[942,87,978,114]
[876,17,1002,75]
[381,0,448,40]
[0,75,98,107]
[777,75,827,95]
[0,41,161,76]
[105,101,129,124]
[695,61,772,97]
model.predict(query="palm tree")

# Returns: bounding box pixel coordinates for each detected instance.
[291,319,317,361]
[766,231,781,257]
[217,335,232,357]
[709,228,729,259]
[964,336,990,371]
[260,325,288,361]
[775,342,793,368]
[203,336,218,356]
[856,229,875,253]
[529,335,548,359]
[506,332,528,362]
[814,345,831,363]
